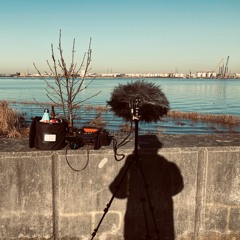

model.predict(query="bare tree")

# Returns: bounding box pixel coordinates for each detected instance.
[33,30,100,129]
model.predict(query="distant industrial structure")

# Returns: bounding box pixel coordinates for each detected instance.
[99,56,237,79]
[1,56,239,79]
[1,71,239,79]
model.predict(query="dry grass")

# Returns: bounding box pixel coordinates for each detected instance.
[120,123,133,133]
[168,111,200,121]
[7,100,110,112]
[6,100,240,126]
[167,110,240,126]
[7,99,57,106]
[88,116,106,127]
[0,101,28,138]
[84,105,109,112]
[1,100,239,137]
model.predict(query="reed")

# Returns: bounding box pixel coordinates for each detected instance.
[7,99,57,106]
[1,100,239,136]
[88,116,106,127]
[84,105,109,112]
[93,105,109,112]
[120,123,133,133]
[7,100,110,112]
[85,105,94,111]
[0,101,28,138]
[167,110,240,126]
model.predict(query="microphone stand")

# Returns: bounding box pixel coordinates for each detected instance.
[90,97,160,240]
[132,98,160,240]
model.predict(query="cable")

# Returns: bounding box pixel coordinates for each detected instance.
[112,119,134,161]
[65,143,90,171]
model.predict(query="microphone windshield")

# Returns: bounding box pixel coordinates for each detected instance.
[107,80,169,122]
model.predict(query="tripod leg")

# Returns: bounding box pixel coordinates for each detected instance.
[90,158,134,240]
[135,157,152,240]
[138,157,161,240]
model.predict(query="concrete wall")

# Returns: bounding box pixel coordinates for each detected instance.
[0,135,240,239]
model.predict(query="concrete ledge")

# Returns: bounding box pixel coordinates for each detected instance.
[1,133,240,152]
[0,134,240,239]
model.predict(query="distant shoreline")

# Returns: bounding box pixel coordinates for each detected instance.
[1,75,240,80]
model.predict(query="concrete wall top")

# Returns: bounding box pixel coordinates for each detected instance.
[0,133,240,155]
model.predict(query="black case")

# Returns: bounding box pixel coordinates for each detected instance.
[29,117,67,150]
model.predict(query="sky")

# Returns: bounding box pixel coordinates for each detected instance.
[1,0,240,74]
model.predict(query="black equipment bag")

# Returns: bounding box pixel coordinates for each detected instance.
[29,117,67,150]
[80,126,110,149]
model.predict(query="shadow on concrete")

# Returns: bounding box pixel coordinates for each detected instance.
[110,135,184,240]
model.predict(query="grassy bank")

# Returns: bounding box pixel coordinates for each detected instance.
[0,100,239,138]
[0,101,28,138]
[167,110,240,126]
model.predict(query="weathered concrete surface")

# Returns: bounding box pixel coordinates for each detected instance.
[0,134,240,239]
[1,133,240,151]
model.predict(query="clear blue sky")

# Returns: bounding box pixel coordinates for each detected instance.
[1,0,240,74]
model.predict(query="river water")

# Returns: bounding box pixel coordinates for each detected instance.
[0,77,239,134]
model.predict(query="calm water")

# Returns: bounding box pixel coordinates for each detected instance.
[0,77,240,134]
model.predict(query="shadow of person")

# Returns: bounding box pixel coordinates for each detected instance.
[109,135,184,240]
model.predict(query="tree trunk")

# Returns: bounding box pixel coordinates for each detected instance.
[68,102,74,129]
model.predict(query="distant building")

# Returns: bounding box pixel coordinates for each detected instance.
[19,72,27,77]
[173,73,186,78]
[125,72,171,78]
[234,73,240,78]
[196,71,217,78]
[125,73,144,78]
[100,73,125,77]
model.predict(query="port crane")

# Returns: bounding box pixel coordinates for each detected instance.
[216,56,230,78]
[217,58,224,76]
[223,56,230,77]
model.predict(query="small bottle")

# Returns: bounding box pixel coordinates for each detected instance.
[41,109,50,123]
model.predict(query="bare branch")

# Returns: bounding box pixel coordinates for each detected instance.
[46,93,63,106]
[33,62,43,77]
[33,31,96,128]
[69,38,76,74]
[72,91,101,108]
[72,77,96,100]
[51,35,67,117]
[46,60,55,76]
[75,51,87,75]
[71,39,93,103]
[58,29,68,78]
